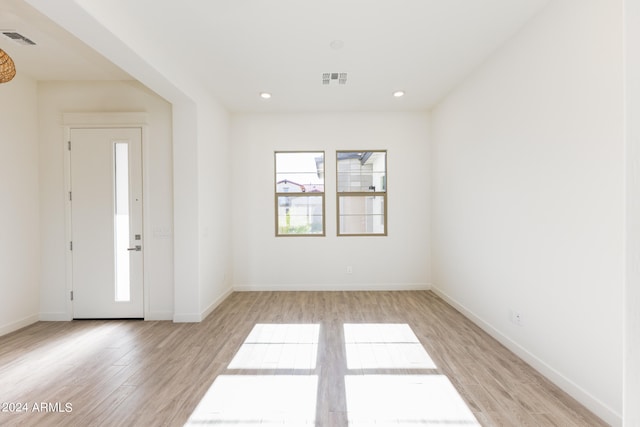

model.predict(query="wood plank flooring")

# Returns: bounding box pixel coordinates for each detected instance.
[0,291,608,426]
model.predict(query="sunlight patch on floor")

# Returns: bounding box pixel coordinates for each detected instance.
[186,323,478,426]
[228,324,320,370]
[184,375,318,426]
[345,375,480,426]
[344,323,437,370]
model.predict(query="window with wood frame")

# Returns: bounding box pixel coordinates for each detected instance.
[336,151,387,236]
[275,151,325,236]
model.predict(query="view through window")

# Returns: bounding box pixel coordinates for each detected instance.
[275,152,325,236]
[114,142,130,301]
[337,151,387,236]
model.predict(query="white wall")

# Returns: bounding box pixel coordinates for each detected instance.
[170,95,233,323]
[171,96,233,322]
[431,0,623,424]
[37,80,174,320]
[231,112,430,290]
[0,74,40,336]
[197,97,233,317]
[171,101,200,321]
[624,0,640,423]
[21,0,235,323]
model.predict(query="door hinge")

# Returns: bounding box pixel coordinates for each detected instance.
[70,291,74,301]
[69,191,72,201]
[68,141,71,151]
[70,241,73,251]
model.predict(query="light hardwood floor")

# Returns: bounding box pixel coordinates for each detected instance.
[0,291,608,426]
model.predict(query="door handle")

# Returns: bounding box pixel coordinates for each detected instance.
[127,245,142,251]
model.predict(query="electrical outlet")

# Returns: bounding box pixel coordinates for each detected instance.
[512,311,523,326]
[346,265,353,274]
[509,310,523,326]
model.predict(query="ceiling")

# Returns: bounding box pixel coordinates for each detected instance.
[2,0,551,112]
[0,0,130,81]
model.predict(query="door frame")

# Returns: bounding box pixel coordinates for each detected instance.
[63,112,150,320]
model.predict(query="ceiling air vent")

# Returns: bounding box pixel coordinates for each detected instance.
[322,72,347,85]
[2,31,36,46]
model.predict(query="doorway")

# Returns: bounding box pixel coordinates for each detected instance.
[69,127,144,318]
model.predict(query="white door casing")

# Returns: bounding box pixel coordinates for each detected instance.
[69,127,144,318]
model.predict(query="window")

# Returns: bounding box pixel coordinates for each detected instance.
[114,142,131,301]
[275,151,325,236]
[337,151,387,236]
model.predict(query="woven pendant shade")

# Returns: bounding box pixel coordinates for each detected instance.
[0,49,17,83]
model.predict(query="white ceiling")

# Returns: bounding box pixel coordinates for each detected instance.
[2,0,551,112]
[0,0,130,81]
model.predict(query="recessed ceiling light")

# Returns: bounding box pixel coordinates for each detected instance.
[393,90,405,98]
[260,92,272,99]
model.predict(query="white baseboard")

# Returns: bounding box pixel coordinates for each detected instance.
[233,283,431,292]
[41,311,173,321]
[172,313,201,323]
[431,286,621,427]
[0,314,39,337]
[39,312,71,321]
[201,286,234,320]
[173,286,234,323]
[144,311,173,321]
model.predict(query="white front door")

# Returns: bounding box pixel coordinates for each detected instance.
[70,127,144,318]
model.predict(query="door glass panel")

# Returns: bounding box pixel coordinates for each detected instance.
[114,142,130,302]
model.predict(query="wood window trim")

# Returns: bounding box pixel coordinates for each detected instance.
[275,151,326,237]
[336,150,387,237]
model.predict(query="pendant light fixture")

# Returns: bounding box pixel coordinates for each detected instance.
[0,48,16,83]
